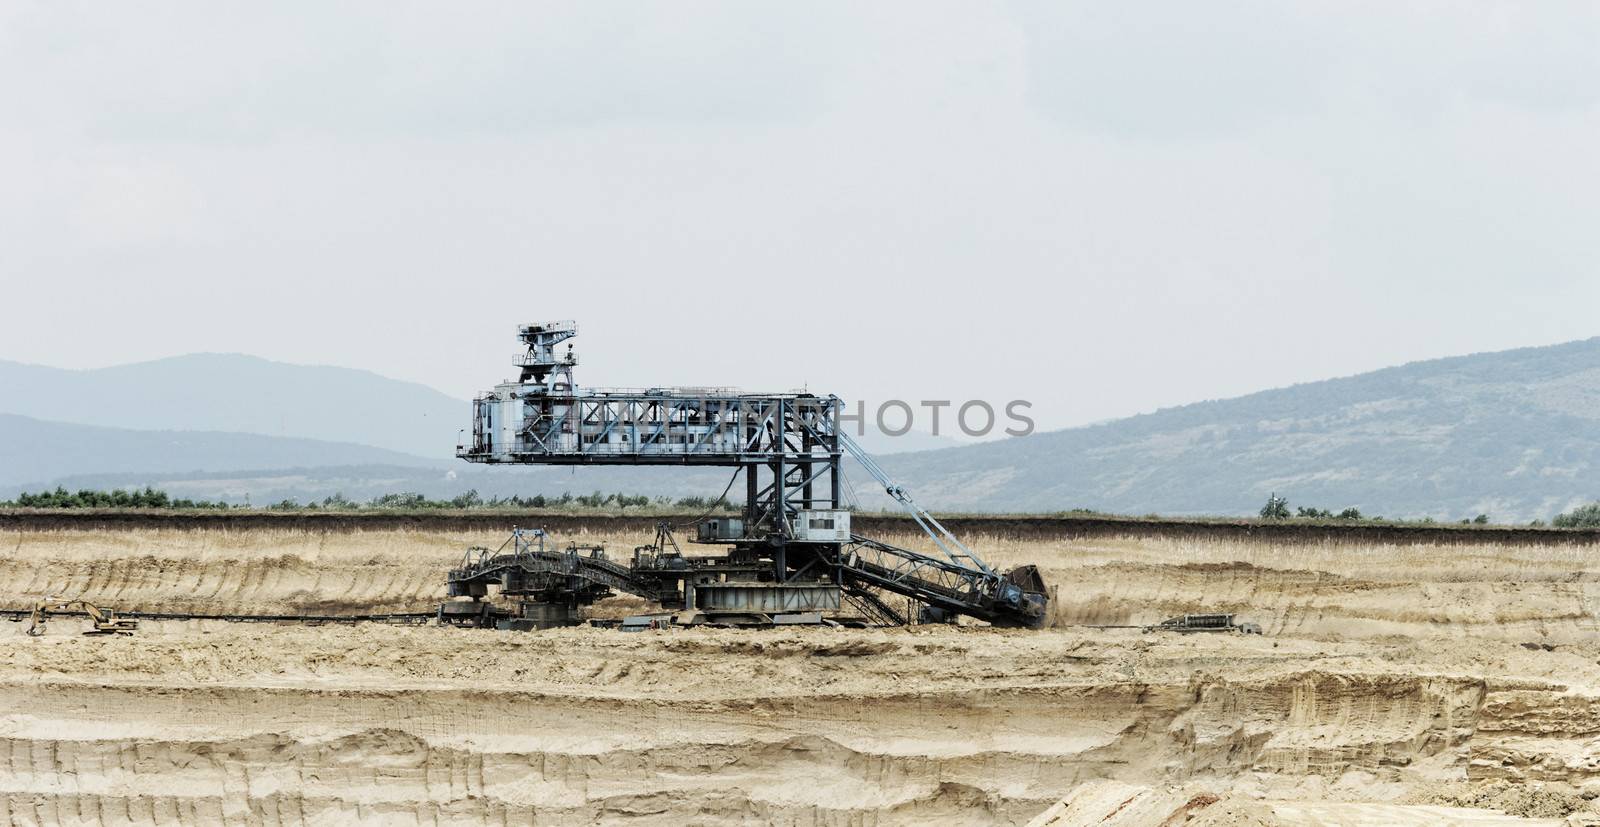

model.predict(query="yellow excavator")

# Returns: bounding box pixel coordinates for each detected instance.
[25,598,139,636]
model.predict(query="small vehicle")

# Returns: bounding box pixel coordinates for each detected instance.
[26,598,139,636]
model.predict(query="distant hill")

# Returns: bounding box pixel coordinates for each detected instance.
[8,339,1600,520]
[864,337,1600,522]
[0,354,467,458]
[17,463,734,507]
[0,414,440,490]
[0,353,953,459]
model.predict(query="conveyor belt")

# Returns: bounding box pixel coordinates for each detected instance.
[449,546,680,603]
[3,608,437,625]
[841,585,908,627]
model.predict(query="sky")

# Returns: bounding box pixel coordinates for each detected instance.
[2,2,1597,436]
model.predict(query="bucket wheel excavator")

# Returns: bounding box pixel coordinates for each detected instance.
[447,321,1049,630]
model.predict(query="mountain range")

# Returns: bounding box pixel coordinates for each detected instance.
[0,354,464,457]
[868,337,1600,520]
[4,339,1600,521]
[0,414,435,490]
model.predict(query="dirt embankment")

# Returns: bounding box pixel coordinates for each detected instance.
[5,624,1600,825]
[5,509,1598,545]
[4,524,1600,643]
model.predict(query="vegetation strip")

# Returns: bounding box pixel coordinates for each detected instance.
[4,509,1600,546]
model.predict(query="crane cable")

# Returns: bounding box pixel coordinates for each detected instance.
[670,467,742,529]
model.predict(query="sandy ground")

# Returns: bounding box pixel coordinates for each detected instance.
[6,525,1600,824]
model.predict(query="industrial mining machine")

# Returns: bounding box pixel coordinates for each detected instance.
[446,321,1049,630]
[26,598,139,636]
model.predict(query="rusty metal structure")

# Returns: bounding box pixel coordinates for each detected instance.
[450,321,1048,629]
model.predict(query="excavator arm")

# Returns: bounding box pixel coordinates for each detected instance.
[834,429,1048,628]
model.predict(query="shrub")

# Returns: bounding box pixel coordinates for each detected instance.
[370,492,433,509]
[1554,503,1600,528]
[8,485,204,509]
[1260,494,1290,520]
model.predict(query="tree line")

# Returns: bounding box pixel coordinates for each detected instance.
[8,487,228,510]
[7,486,1600,525]
[1260,492,1600,528]
[0,487,737,513]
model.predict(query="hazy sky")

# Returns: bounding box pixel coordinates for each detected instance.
[3,2,1597,434]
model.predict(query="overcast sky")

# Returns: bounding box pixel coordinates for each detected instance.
[2,2,1597,435]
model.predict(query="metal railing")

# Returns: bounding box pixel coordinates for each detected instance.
[512,353,579,367]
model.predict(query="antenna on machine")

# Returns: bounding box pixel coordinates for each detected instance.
[514,320,578,390]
